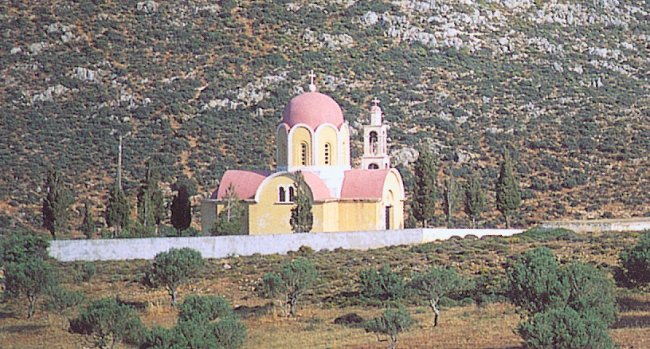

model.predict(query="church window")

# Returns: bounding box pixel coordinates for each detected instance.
[368,163,379,169]
[289,186,295,202]
[369,131,378,154]
[278,187,286,202]
[300,142,310,166]
[324,143,331,165]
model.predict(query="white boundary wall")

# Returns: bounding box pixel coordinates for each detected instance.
[49,228,524,262]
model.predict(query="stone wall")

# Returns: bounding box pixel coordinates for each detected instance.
[49,228,524,262]
[541,218,650,233]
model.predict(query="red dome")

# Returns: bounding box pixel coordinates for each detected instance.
[281,92,344,129]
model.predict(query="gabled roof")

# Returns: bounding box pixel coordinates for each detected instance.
[340,169,392,200]
[211,170,271,200]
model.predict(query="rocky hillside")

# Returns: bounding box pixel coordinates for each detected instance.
[1,0,649,230]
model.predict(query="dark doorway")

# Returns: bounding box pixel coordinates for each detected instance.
[385,206,391,230]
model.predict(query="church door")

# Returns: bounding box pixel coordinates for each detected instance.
[385,205,392,230]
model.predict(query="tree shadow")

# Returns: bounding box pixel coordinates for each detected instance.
[617,296,650,312]
[321,290,361,307]
[0,311,15,319]
[613,315,650,329]
[1,324,47,333]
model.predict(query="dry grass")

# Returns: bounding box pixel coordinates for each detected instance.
[1,231,649,348]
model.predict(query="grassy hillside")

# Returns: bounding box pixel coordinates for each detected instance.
[1,0,649,230]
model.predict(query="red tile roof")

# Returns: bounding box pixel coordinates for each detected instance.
[340,169,392,200]
[212,170,271,200]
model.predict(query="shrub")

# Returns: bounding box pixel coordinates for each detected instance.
[46,286,85,311]
[517,227,582,242]
[0,232,49,266]
[4,257,58,319]
[73,262,96,283]
[359,265,406,303]
[517,307,614,349]
[70,297,144,349]
[146,248,204,306]
[619,231,650,287]
[334,313,365,327]
[364,307,413,349]
[178,295,231,323]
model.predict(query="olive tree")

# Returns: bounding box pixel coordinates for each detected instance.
[619,231,650,287]
[258,258,318,317]
[409,267,467,327]
[4,257,57,319]
[147,248,204,306]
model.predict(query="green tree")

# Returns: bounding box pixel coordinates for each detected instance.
[495,150,521,228]
[0,232,49,266]
[364,306,413,349]
[359,265,406,303]
[137,162,165,233]
[171,182,192,236]
[404,199,417,229]
[290,171,313,233]
[259,258,318,317]
[563,262,617,326]
[517,307,615,349]
[105,185,130,237]
[442,175,459,228]
[4,257,57,319]
[42,169,74,239]
[412,147,436,227]
[81,202,96,239]
[464,171,486,228]
[212,184,244,236]
[506,247,568,315]
[147,248,204,306]
[410,267,467,327]
[619,231,650,287]
[69,297,144,349]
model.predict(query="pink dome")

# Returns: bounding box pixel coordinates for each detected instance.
[282,92,344,129]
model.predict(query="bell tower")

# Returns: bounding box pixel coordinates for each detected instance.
[361,98,390,170]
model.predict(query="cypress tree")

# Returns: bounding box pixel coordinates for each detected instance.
[81,202,96,239]
[42,169,74,239]
[106,185,130,237]
[412,147,436,227]
[137,162,165,233]
[442,175,458,228]
[464,171,486,228]
[496,150,521,228]
[171,184,192,236]
[290,171,313,233]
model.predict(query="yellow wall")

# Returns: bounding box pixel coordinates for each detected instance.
[383,171,405,229]
[290,126,312,167]
[315,125,338,166]
[249,175,296,234]
[338,201,382,232]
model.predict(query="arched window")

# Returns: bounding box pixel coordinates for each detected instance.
[369,131,378,154]
[368,163,379,169]
[278,187,286,202]
[300,142,310,166]
[324,143,331,165]
[288,186,295,202]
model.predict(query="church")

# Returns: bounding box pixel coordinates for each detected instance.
[201,73,405,235]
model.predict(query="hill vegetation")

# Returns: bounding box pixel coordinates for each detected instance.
[1,0,649,231]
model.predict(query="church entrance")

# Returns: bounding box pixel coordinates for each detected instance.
[385,205,392,230]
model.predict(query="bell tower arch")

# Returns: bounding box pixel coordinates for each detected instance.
[361,98,391,170]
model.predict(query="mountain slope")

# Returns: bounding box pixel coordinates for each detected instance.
[1,0,649,229]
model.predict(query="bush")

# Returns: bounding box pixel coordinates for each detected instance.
[518,307,614,349]
[4,257,58,319]
[517,227,582,242]
[619,231,650,287]
[178,295,231,323]
[364,307,413,349]
[73,262,96,283]
[334,313,365,327]
[359,265,406,303]
[0,232,49,266]
[70,297,144,349]
[46,287,85,311]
